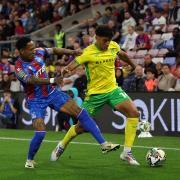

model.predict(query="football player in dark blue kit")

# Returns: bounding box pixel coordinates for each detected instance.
[15,37,119,168]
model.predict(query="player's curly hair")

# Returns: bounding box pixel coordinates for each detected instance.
[95,25,113,39]
[16,37,31,50]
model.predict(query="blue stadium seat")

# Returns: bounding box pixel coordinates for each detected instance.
[163,57,176,66]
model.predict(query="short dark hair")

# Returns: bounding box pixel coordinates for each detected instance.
[16,37,31,50]
[162,63,171,69]
[95,25,113,39]
[136,25,144,32]
[146,68,156,74]
[55,24,62,29]
[105,6,112,12]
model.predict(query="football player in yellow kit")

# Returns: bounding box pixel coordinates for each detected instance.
[51,25,140,165]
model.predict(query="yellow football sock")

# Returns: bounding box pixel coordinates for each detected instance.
[60,125,78,148]
[124,118,139,149]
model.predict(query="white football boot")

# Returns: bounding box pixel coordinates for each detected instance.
[120,151,140,166]
[50,143,64,161]
[25,160,37,168]
[101,142,120,154]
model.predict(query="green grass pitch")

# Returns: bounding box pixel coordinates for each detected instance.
[0,129,179,180]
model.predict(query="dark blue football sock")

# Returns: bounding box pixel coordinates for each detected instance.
[27,131,46,160]
[77,109,105,144]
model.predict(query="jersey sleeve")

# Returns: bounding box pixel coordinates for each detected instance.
[75,50,89,65]
[111,41,120,54]
[15,61,32,83]
[35,48,51,58]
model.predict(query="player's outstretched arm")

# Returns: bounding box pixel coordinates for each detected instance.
[27,76,62,85]
[61,61,80,76]
[52,48,82,56]
[117,51,136,70]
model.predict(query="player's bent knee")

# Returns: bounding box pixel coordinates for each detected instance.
[33,118,46,131]
[127,109,139,118]
[75,122,85,134]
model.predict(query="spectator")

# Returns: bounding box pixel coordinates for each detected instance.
[24,11,37,34]
[0,90,17,129]
[135,26,151,50]
[61,70,79,91]
[0,57,11,75]
[168,0,180,24]
[81,34,91,49]
[98,6,115,25]
[162,2,170,19]
[122,11,136,36]
[174,65,180,91]
[107,19,121,43]
[166,27,180,58]
[15,19,25,36]
[73,65,87,99]
[88,26,96,43]
[145,68,157,92]
[2,73,11,90]
[115,67,124,87]
[122,25,138,51]
[56,0,68,17]
[0,73,3,91]
[144,8,154,25]
[118,1,131,24]
[156,62,163,77]
[10,72,22,92]
[136,0,148,18]
[52,10,62,23]
[67,87,83,125]
[152,9,166,33]
[157,64,176,91]
[54,62,62,77]
[125,64,147,92]
[55,87,83,131]
[54,24,65,48]
[144,54,157,75]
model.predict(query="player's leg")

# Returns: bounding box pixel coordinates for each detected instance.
[25,102,46,168]
[50,90,120,161]
[109,88,140,165]
[56,95,100,151]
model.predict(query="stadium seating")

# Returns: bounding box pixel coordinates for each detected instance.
[148,49,159,57]
[163,57,176,66]
[152,57,164,64]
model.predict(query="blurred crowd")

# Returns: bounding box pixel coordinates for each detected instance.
[0,0,179,100]
[0,0,179,130]
[0,0,114,40]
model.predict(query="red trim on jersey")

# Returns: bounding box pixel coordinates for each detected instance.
[33,61,49,96]
[15,60,35,99]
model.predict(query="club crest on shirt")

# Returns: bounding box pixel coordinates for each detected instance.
[36,64,46,77]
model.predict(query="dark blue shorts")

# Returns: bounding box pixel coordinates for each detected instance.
[27,88,70,120]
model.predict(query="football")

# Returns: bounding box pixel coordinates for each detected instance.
[146,148,166,167]
[139,121,151,132]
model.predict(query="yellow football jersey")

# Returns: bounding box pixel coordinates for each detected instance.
[75,41,120,96]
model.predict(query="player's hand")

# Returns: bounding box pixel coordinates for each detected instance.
[61,67,69,76]
[72,49,82,56]
[54,76,63,85]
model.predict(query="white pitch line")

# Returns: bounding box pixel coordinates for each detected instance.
[0,136,180,151]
